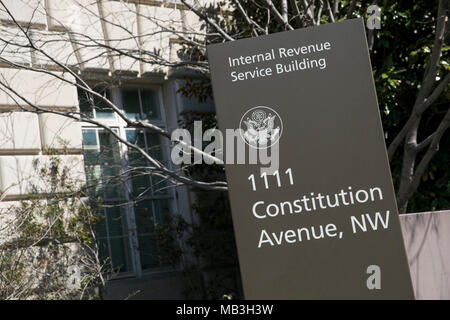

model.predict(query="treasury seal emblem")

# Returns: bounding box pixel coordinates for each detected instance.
[239,106,283,149]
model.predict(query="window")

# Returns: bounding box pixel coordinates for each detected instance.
[80,86,177,276]
[122,88,161,121]
[126,129,168,197]
[78,87,115,119]
[82,129,122,199]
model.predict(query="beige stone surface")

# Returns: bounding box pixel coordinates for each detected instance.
[0,0,48,27]
[0,112,41,152]
[0,155,85,197]
[138,5,182,75]
[0,25,31,65]
[101,1,140,73]
[400,210,450,300]
[1,1,201,73]
[39,113,82,150]
[30,30,79,67]
[0,68,77,107]
[0,155,42,196]
[46,0,110,70]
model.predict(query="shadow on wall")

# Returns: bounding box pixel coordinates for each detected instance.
[400,210,450,300]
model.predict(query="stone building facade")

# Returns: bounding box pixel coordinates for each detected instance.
[0,0,215,299]
[1,0,450,301]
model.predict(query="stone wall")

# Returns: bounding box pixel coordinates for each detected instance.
[400,210,450,300]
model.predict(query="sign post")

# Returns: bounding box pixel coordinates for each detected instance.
[206,18,414,299]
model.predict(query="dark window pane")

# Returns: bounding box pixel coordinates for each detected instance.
[126,130,163,162]
[109,237,132,273]
[82,129,99,166]
[82,129,98,148]
[152,175,168,195]
[85,165,102,198]
[127,130,147,192]
[141,89,161,120]
[126,129,145,150]
[78,88,94,118]
[94,212,107,239]
[94,89,115,119]
[77,88,114,119]
[145,132,163,161]
[138,236,159,269]
[126,130,152,198]
[82,129,101,197]
[106,206,127,237]
[99,236,134,273]
[141,199,172,269]
[154,199,170,227]
[98,130,122,199]
[145,133,168,195]
[122,88,141,120]
[131,174,151,198]
[134,200,154,234]
[97,238,110,265]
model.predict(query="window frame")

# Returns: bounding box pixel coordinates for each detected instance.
[80,84,180,279]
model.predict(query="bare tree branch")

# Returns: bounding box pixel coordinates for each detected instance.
[281,0,289,27]
[262,0,294,30]
[388,0,448,160]
[179,0,235,41]
[231,0,266,36]
[397,107,450,212]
